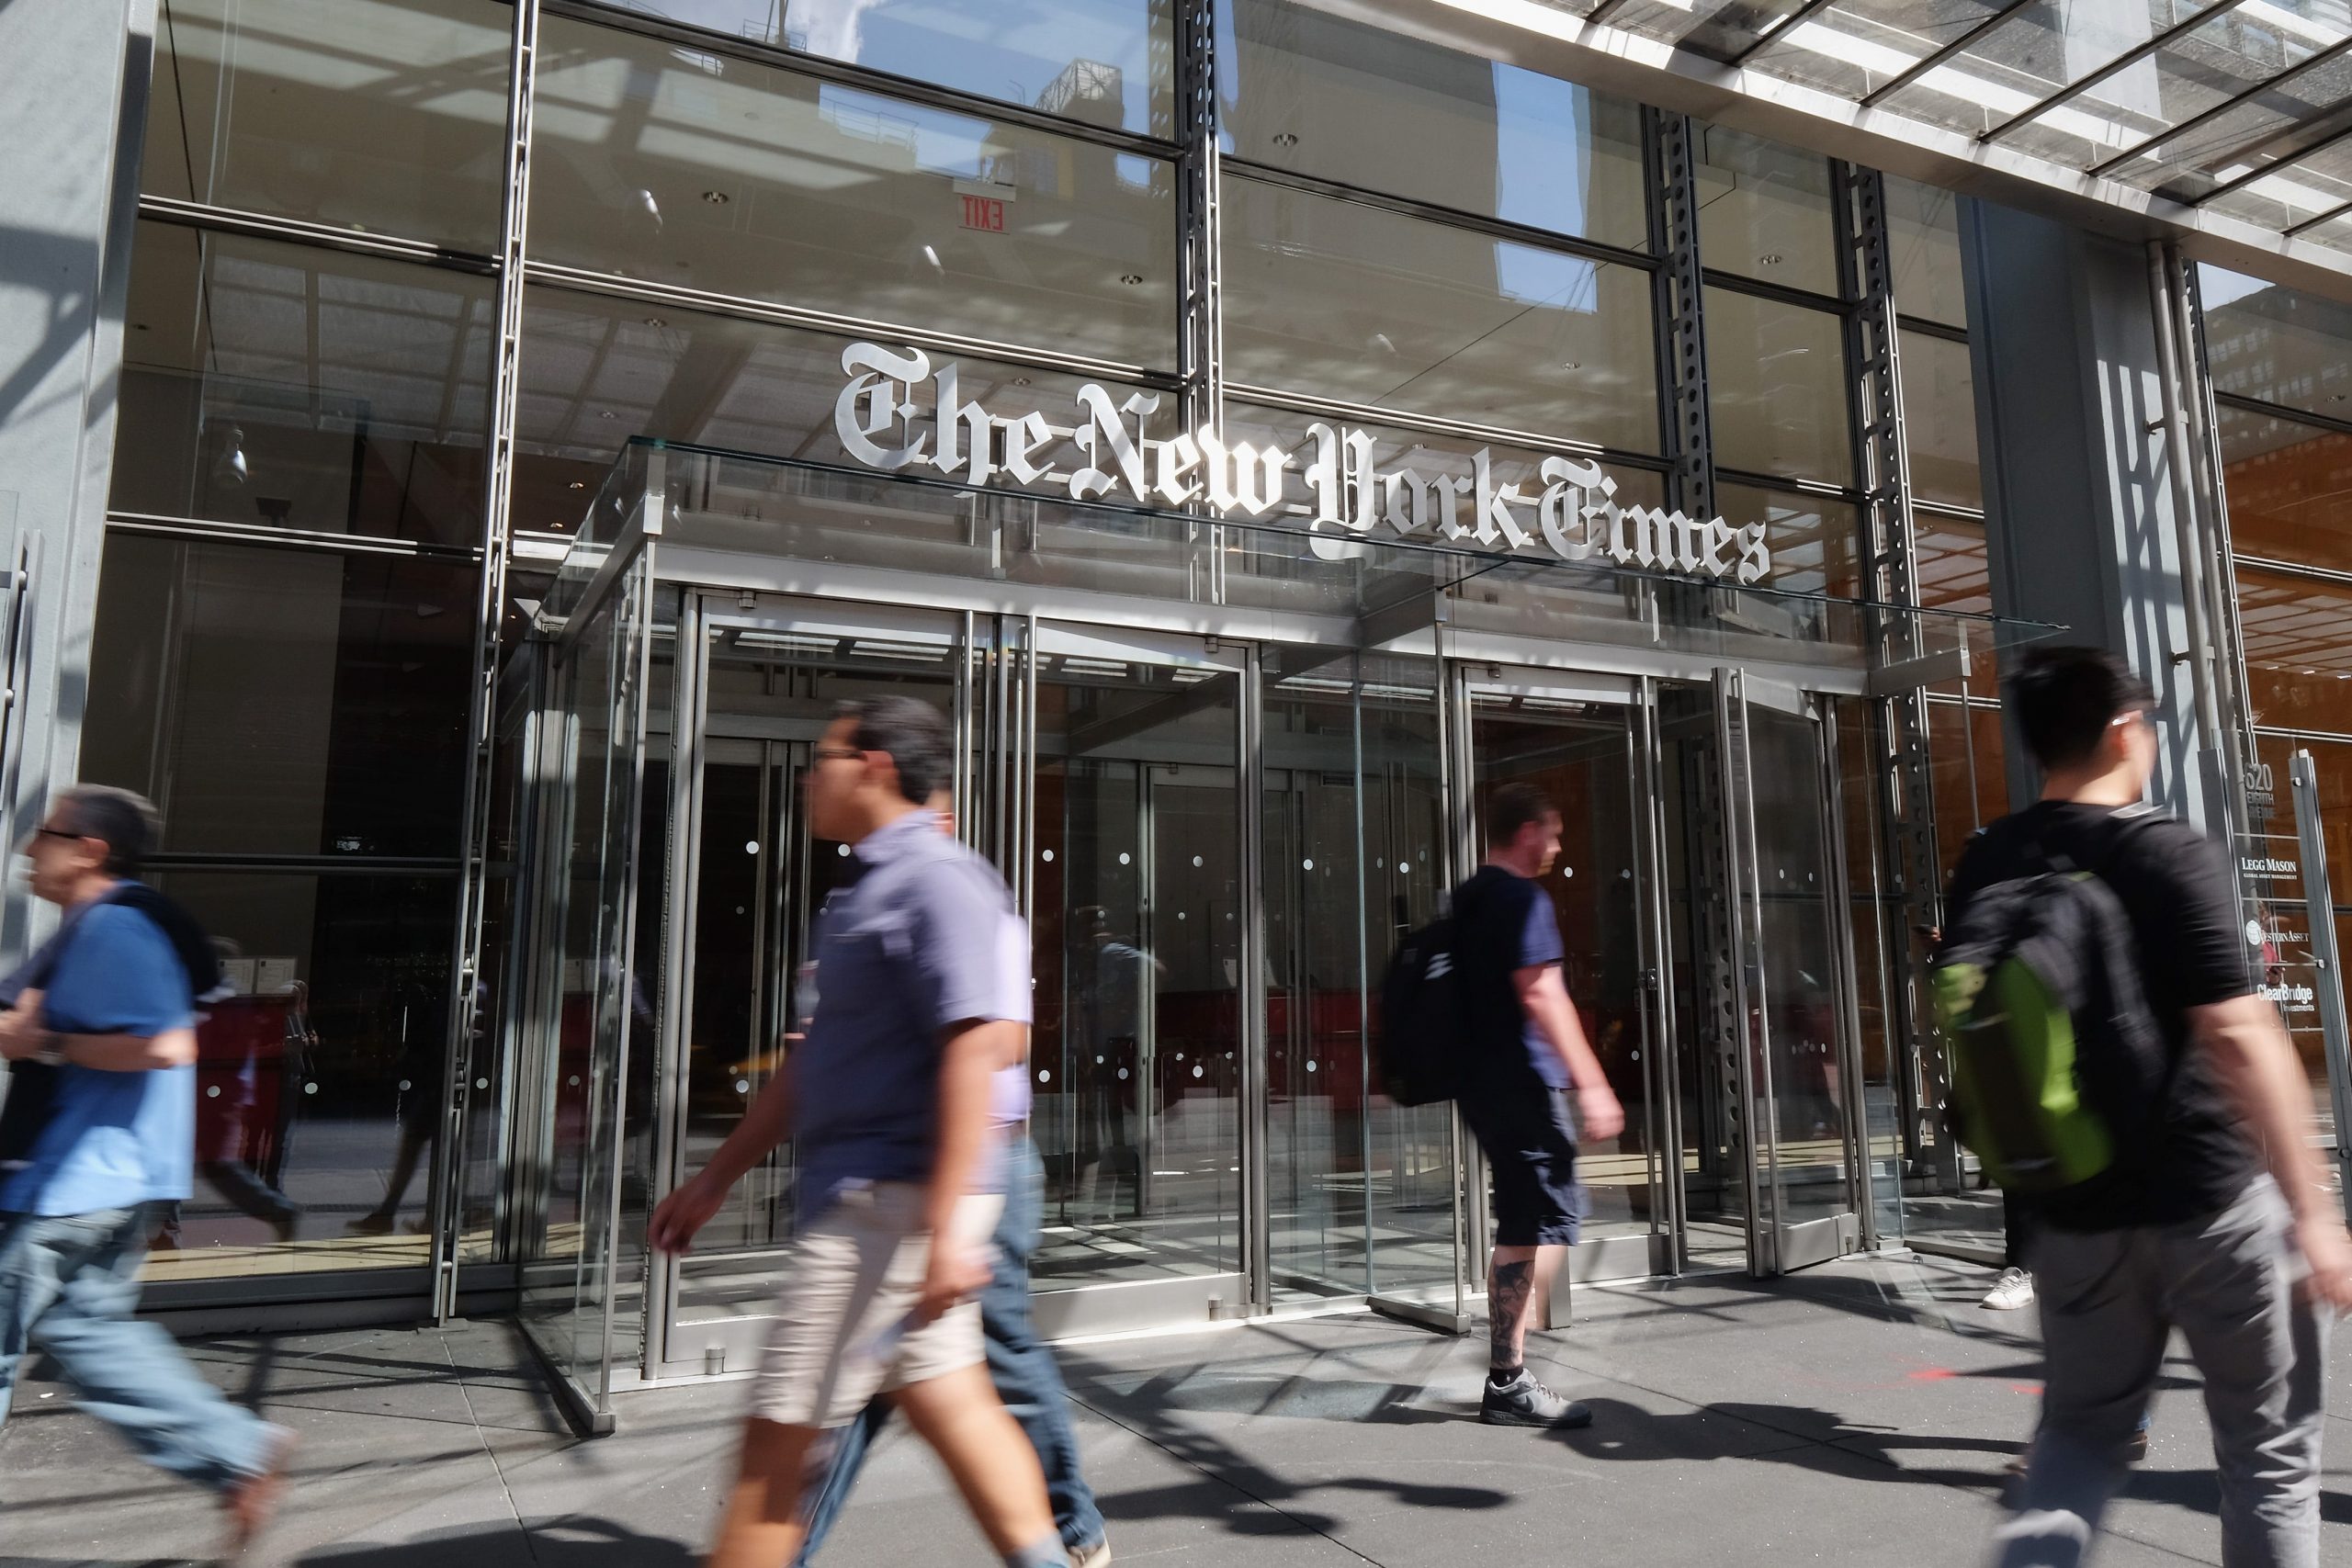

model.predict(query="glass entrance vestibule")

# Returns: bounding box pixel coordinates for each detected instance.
[500,442,2035,1424]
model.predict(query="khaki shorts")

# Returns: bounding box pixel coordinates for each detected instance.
[747,1182,1002,1429]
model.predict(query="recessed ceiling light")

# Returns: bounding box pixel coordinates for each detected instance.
[702,189,730,204]
[1561,360,1581,371]
[1012,376,1032,386]
[1272,132,1299,148]
[599,411,617,420]
[1119,273,1145,286]
[643,317,665,328]
[1758,254,1784,265]
[567,480,586,491]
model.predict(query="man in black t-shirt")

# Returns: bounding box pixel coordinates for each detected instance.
[1947,648,2352,1568]
[1454,783,1625,1429]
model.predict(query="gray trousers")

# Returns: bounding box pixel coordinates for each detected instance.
[1992,1178,2330,1568]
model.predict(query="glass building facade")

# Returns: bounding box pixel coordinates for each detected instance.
[4,0,2347,1424]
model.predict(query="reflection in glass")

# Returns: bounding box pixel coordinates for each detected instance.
[130,872,456,1281]
[1900,329,1983,511]
[1033,638,1241,1289]
[1224,1,1648,250]
[1879,1,2232,141]
[1695,125,1839,297]
[586,0,1171,134]
[1261,651,1451,1302]
[1705,288,1855,485]
[81,533,477,859]
[2217,402,2352,571]
[1746,0,2015,107]
[112,223,493,546]
[530,17,1176,368]
[1716,485,1860,599]
[2199,264,2352,420]
[1886,175,1968,328]
[2238,564,2352,733]
[145,0,511,251]
[1223,177,1660,450]
[2246,731,2346,1146]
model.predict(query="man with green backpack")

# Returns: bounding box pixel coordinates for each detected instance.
[1935,646,2352,1568]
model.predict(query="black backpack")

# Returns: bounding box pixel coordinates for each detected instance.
[1377,910,1466,1107]
[1930,814,2172,1199]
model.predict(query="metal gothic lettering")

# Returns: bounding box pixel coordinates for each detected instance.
[833,343,1771,583]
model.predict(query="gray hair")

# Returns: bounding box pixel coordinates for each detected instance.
[54,784,163,876]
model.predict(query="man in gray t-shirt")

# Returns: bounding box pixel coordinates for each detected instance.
[650,697,1069,1568]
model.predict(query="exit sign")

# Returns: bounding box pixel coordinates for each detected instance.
[959,194,1005,232]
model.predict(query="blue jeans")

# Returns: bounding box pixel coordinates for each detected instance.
[795,1143,1105,1562]
[0,1204,277,1493]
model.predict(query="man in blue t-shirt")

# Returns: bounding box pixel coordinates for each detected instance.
[0,785,295,1552]
[1453,782,1624,1429]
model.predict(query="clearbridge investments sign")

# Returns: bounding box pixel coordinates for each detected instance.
[832,343,1771,584]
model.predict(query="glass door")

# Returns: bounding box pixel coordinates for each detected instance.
[1715,671,1869,1276]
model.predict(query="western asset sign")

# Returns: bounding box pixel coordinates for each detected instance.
[832,343,1772,583]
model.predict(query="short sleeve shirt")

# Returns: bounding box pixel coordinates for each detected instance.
[1453,865,1569,1094]
[1941,802,2259,1226]
[789,812,1020,1222]
[0,898,197,1216]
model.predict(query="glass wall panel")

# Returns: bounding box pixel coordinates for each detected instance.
[1716,485,1860,600]
[587,1,1171,134]
[1885,174,1967,329]
[530,16,1176,367]
[2217,402,2352,572]
[2238,564,2352,733]
[1223,177,1660,450]
[129,871,456,1282]
[111,223,493,546]
[2200,265,2352,419]
[1901,329,1982,511]
[81,533,477,859]
[1705,288,1854,485]
[1223,1,1649,251]
[145,0,510,251]
[2245,731,2347,1147]
[1694,125,1839,297]
[514,289,1180,534]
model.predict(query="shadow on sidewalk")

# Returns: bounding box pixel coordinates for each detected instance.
[300,1518,697,1568]
[1552,1395,2020,1489]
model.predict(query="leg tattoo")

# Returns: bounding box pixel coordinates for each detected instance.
[1490,1258,1534,1369]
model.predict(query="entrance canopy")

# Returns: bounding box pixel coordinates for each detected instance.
[543,439,2058,696]
[1319,0,2352,295]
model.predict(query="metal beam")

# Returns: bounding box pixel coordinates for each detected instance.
[1584,0,1641,29]
[2191,115,2352,206]
[2088,30,2352,180]
[1984,0,2254,145]
[1726,0,1841,69]
[2288,192,2352,234]
[1860,0,2040,108]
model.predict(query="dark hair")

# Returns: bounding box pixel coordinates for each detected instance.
[2009,645,2156,772]
[836,695,952,804]
[53,784,162,875]
[1485,782,1558,848]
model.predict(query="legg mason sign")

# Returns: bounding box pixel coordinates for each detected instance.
[832,343,1770,584]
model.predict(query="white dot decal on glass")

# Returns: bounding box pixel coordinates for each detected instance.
[735,906,745,915]
[568,1075,580,1087]
[1562,866,1574,879]
[1117,1067,1129,1080]
[1193,1065,1204,1078]
[475,1077,488,1089]
[399,1079,412,1091]
[304,1082,318,1095]
[1621,869,1632,880]
[1175,1052,1184,1061]
[1374,858,1384,869]
[1118,852,1131,865]
[1192,855,1204,867]
[744,840,759,855]
[736,1079,751,1094]
[1041,849,1055,863]
[1094,1055,1104,1065]
[1306,1060,1317,1074]
[838,843,851,856]
[1302,858,1314,871]
[1037,1069,1051,1083]
[206,1085,220,1099]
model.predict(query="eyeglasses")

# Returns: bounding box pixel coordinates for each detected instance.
[810,745,865,764]
[30,827,79,843]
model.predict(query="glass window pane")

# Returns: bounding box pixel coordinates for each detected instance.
[514,288,1180,532]
[2237,562,2352,730]
[1598,0,1803,62]
[2205,131,2352,231]
[1705,288,1854,484]
[1886,175,1968,328]
[1747,0,2017,102]
[81,534,477,858]
[1223,1,1648,250]
[588,0,1172,134]
[2000,9,2345,170]
[1917,514,1993,613]
[2200,265,2352,418]
[1881,0,2234,140]
[1695,124,1840,297]
[2110,56,2352,203]
[2246,730,2348,1144]
[530,16,1176,368]
[131,872,457,1280]
[145,0,510,251]
[1901,328,1982,509]
[2218,403,2352,570]
[1222,176,1660,450]
[111,222,492,547]
[1717,483,1861,596]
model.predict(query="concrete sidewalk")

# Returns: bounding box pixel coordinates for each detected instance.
[3,1253,2345,1567]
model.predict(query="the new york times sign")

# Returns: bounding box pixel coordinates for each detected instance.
[832,343,1770,583]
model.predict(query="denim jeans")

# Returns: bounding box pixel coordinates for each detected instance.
[794,1142,1106,1562]
[0,1203,277,1494]
[1992,1178,2329,1568]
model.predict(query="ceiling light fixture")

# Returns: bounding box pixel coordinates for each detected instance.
[1758,254,1784,265]
[1119,273,1145,286]
[644,317,666,328]
[702,189,730,204]
[1272,132,1298,148]
[568,480,586,491]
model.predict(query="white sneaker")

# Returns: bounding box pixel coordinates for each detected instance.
[1980,1267,2034,1311]
[1069,1540,1113,1568]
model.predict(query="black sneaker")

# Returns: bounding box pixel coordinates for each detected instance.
[1480,1370,1593,1428]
